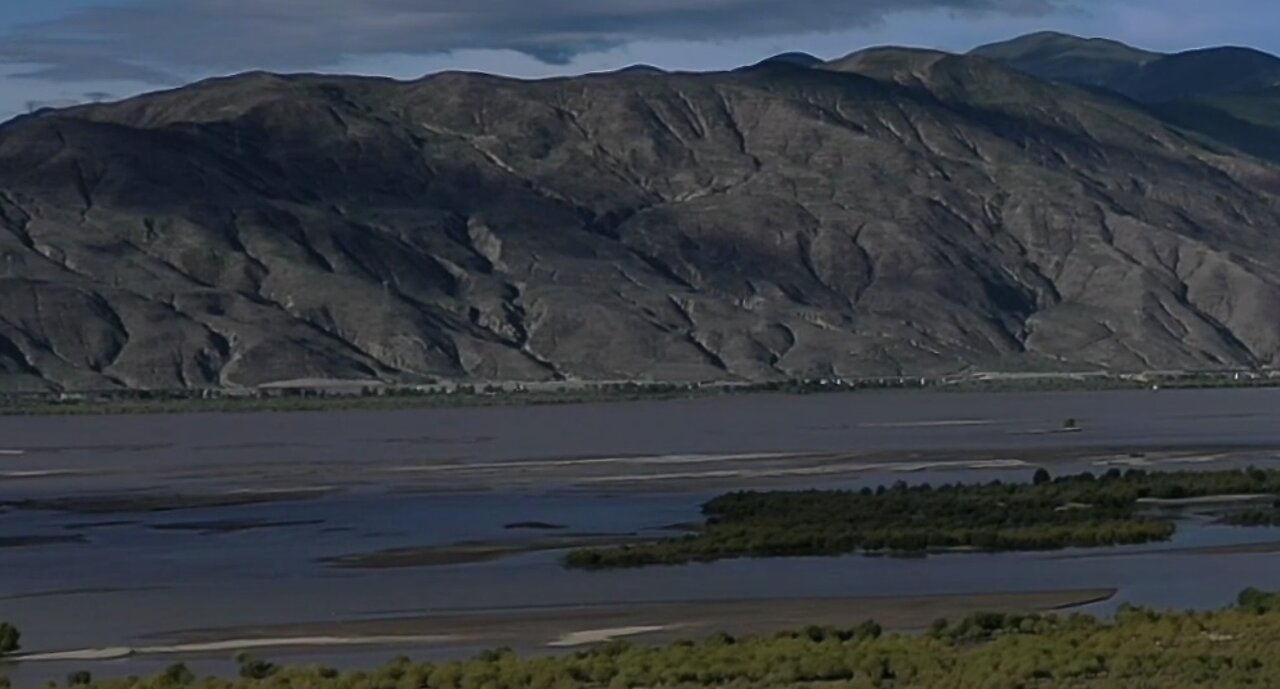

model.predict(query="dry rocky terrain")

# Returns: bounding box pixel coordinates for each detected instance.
[3,35,1280,390]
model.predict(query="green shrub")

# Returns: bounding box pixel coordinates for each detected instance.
[161,663,195,685]
[0,623,19,656]
[234,653,276,680]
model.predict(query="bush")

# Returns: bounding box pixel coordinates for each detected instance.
[162,663,196,685]
[235,653,277,680]
[1238,588,1280,614]
[0,624,19,656]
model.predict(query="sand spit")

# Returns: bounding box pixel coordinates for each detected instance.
[1095,453,1233,467]
[2,487,335,514]
[137,589,1116,659]
[322,534,649,569]
[368,445,1280,494]
[549,626,670,647]
[383,452,798,474]
[13,636,456,663]
[1048,540,1280,560]
[573,458,1034,486]
[0,470,77,479]
[1137,494,1274,507]
[859,420,999,429]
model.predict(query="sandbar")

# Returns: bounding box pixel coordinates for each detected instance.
[321,534,651,569]
[136,589,1117,657]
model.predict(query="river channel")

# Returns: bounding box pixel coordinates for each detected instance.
[2,388,1279,684]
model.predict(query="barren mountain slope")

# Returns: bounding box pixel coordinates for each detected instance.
[2,51,1279,390]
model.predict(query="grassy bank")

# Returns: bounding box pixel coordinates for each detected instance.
[15,589,1280,689]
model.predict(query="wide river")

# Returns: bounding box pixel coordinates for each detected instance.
[2,388,1280,684]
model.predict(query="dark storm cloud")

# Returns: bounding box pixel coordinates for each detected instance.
[0,0,1069,82]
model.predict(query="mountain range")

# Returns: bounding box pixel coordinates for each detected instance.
[2,32,1280,391]
[973,32,1280,164]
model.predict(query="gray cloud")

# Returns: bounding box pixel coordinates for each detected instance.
[0,0,1070,82]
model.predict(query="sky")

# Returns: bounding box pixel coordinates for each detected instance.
[1,0,1278,122]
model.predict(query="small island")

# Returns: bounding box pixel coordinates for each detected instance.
[565,468,1280,569]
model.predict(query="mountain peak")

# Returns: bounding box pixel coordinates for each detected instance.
[971,32,1160,88]
[823,46,951,76]
[1111,45,1280,102]
[763,52,823,67]
[976,32,1280,104]
[610,64,668,76]
[740,51,824,72]
[973,32,1159,62]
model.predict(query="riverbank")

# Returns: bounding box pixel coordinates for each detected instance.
[10,589,1117,665]
[25,588,1280,689]
[3,371,1277,417]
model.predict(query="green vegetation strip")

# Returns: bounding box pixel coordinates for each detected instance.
[14,590,1280,689]
[566,468,1280,568]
